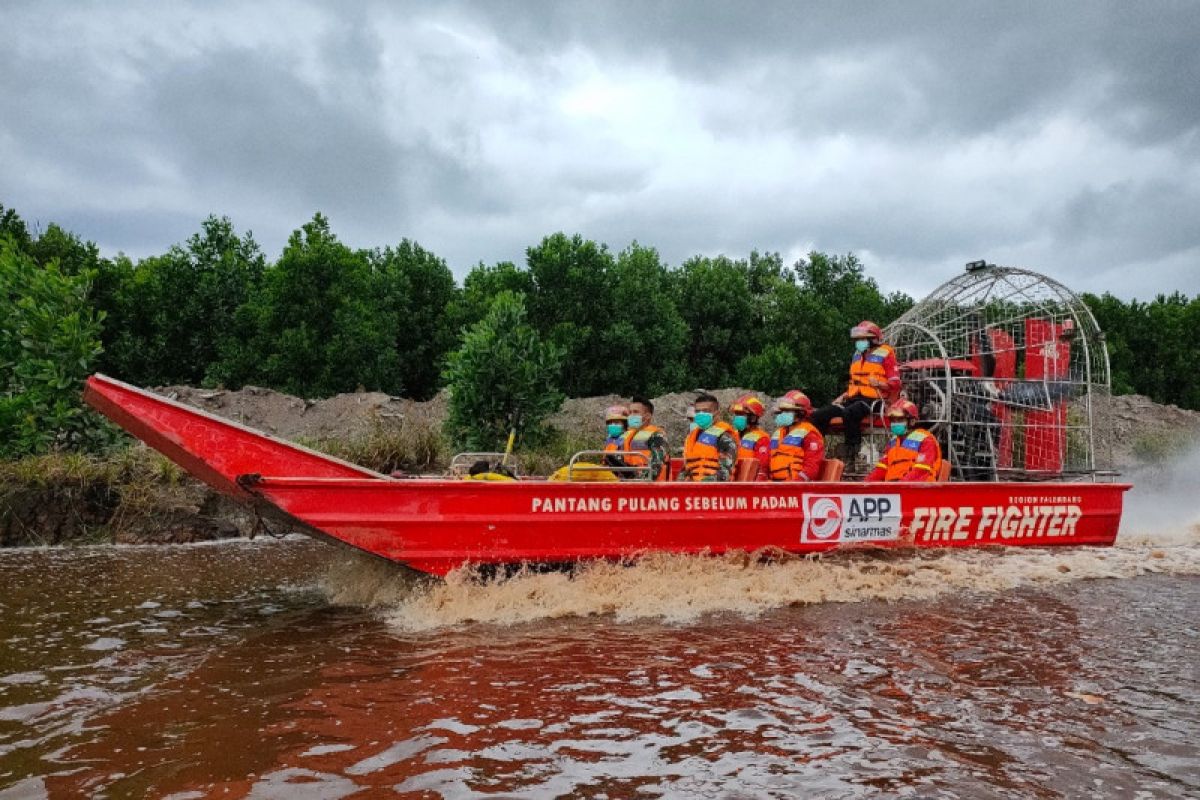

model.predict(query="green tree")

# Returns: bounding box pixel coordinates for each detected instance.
[212,213,400,397]
[525,233,615,396]
[1085,290,1200,409]
[26,223,103,278]
[369,240,458,399]
[442,292,564,450]
[1083,292,1137,396]
[447,260,534,332]
[675,254,758,388]
[735,252,913,403]
[99,216,265,386]
[0,204,32,249]
[599,242,689,395]
[0,236,109,456]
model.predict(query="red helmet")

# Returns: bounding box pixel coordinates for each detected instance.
[731,394,766,418]
[887,400,920,421]
[604,404,630,421]
[777,389,813,416]
[850,320,883,342]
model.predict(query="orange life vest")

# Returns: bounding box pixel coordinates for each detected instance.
[848,344,894,400]
[683,421,738,481]
[603,435,623,453]
[881,428,942,481]
[769,421,822,481]
[622,425,667,480]
[738,428,768,455]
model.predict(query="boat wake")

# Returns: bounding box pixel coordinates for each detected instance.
[322,447,1200,632]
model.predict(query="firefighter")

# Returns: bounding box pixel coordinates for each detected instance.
[810,320,901,464]
[768,390,825,481]
[678,393,739,482]
[621,396,669,480]
[866,400,943,482]
[731,394,771,479]
[601,405,630,470]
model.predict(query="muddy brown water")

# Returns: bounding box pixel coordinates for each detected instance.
[1,530,1198,798]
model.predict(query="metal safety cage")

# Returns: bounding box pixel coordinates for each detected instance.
[885,263,1112,482]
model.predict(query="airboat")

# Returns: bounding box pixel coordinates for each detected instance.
[85,263,1129,576]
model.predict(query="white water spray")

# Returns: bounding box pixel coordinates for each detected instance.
[1118,440,1200,545]
[322,448,1200,631]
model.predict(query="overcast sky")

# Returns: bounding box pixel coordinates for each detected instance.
[3,1,1198,299]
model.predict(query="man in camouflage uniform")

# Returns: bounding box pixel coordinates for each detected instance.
[678,393,740,482]
[621,396,670,480]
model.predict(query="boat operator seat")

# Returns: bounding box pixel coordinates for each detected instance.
[734,459,761,482]
[817,458,845,481]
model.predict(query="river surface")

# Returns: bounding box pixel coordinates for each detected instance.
[1,526,1199,798]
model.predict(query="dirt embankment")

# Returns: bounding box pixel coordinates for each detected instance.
[2,386,1197,547]
[164,384,1200,469]
[158,384,756,448]
[156,384,449,442]
[1105,394,1200,469]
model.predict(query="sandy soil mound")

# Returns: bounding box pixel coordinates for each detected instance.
[160,384,768,449]
[549,388,761,445]
[155,385,1200,471]
[1107,394,1200,469]
[158,385,448,443]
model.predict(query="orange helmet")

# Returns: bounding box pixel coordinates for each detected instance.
[731,394,766,418]
[604,404,630,421]
[777,389,813,415]
[887,400,920,420]
[850,320,883,341]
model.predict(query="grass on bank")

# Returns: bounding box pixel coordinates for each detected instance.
[300,411,595,477]
[0,419,603,546]
[0,446,183,488]
[1,417,597,489]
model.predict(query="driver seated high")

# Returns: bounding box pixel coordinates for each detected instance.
[810,320,901,465]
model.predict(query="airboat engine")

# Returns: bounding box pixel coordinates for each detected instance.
[886,262,1112,482]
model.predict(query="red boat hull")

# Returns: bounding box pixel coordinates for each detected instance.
[84,375,1129,577]
[245,476,1125,575]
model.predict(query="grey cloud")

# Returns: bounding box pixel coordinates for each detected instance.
[1,0,1198,299]
[148,47,404,223]
[462,1,1200,143]
[1054,180,1200,259]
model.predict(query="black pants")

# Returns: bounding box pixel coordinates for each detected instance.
[811,398,885,455]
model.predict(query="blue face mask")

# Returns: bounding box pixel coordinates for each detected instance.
[693,411,714,430]
[775,412,795,427]
[890,421,908,436]
[627,414,643,429]
[607,423,624,438]
[732,415,748,432]
[855,339,870,353]
[688,420,698,431]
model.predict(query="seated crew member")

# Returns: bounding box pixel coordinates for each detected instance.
[621,396,669,480]
[866,400,943,483]
[678,393,739,482]
[810,320,901,464]
[601,405,630,471]
[768,390,825,481]
[731,394,770,480]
